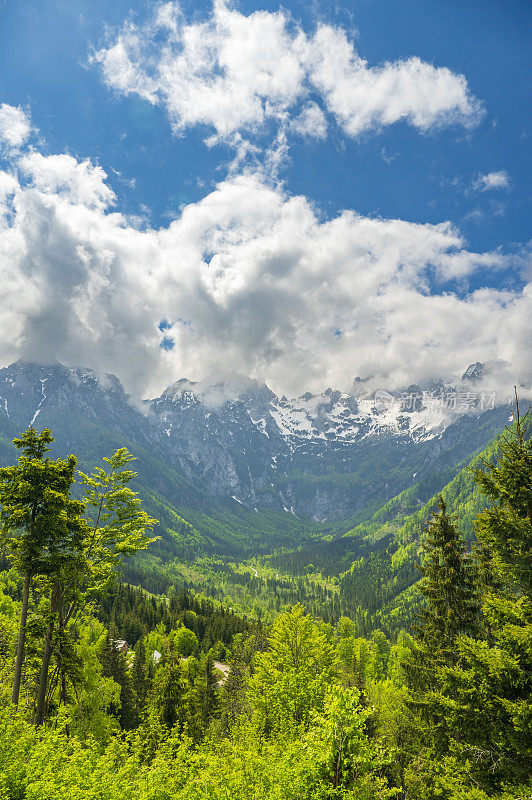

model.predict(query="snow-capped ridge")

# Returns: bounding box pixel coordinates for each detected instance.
[0,360,511,522]
[147,361,507,451]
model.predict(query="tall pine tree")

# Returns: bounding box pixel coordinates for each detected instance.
[149,652,186,731]
[187,653,219,741]
[99,635,136,730]
[439,402,532,788]
[407,496,479,693]
[131,637,149,726]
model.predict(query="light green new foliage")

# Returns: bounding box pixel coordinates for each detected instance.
[171,625,199,657]
[249,604,338,734]
[41,446,158,726]
[0,584,18,703]
[145,623,166,660]
[77,448,158,598]
[144,689,394,800]
[0,680,395,800]
[336,635,370,688]
[311,685,394,797]
[66,617,122,741]
[0,708,137,800]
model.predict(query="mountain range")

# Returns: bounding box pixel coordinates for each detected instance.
[0,360,511,555]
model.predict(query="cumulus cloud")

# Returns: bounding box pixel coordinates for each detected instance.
[92,0,482,147]
[0,170,18,200]
[19,153,116,209]
[0,141,529,399]
[472,170,511,192]
[0,104,32,150]
[302,26,482,135]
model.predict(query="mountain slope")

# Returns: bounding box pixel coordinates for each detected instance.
[337,420,527,632]
[0,361,313,556]
[0,360,511,560]
[264,414,528,634]
[148,367,509,520]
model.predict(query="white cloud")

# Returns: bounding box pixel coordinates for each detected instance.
[472,170,511,192]
[303,26,482,135]
[93,1,482,147]
[19,151,115,209]
[94,1,305,138]
[19,153,116,210]
[0,142,529,399]
[0,104,32,150]
[291,102,328,139]
[0,170,18,201]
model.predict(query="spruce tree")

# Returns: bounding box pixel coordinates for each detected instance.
[402,496,481,770]
[99,635,136,730]
[219,658,247,734]
[132,637,148,725]
[149,653,186,730]
[407,496,479,693]
[439,403,532,788]
[0,428,86,711]
[187,653,219,741]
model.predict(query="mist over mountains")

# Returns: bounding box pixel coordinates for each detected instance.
[0,360,511,526]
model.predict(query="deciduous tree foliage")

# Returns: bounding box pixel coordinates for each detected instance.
[1,414,531,799]
[249,603,338,734]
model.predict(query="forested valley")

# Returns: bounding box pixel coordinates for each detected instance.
[0,407,531,800]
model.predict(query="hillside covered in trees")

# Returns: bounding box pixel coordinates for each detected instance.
[0,408,531,799]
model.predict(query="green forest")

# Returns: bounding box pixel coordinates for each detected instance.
[0,409,531,800]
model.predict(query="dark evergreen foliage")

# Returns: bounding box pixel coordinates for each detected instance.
[99,635,136,730]
[411,497,479,679]
[96,581,257,652]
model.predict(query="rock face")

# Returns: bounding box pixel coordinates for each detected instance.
[0,360,152,449]
[0,361,509,521]
[462,362,485,383]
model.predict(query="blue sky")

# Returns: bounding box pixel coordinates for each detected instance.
[1,0,530,251]
[0,0,530,397]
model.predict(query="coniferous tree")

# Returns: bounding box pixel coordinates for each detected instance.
[401,496,481,771]
[99,636,136,730]
[406,496,479,693]
[149,653,186,731]
[131,637,148,725]
[439,405,532,788]
[219,658,247,734]
[0,428,86,714]
[187,653,219,741]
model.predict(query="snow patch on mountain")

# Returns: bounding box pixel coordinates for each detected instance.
[29,378,48,426]
[148,363,501,451]
[0,359,510,521]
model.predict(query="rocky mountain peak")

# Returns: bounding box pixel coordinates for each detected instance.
[0,360,510,521]
[461,362,485,383]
